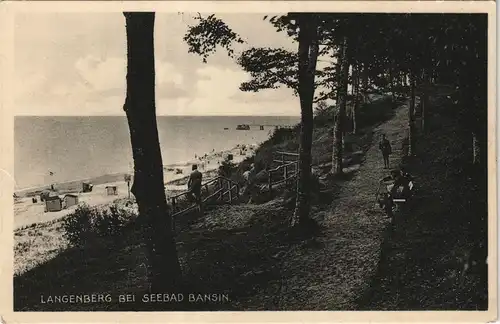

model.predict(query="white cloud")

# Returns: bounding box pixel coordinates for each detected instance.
[157,62,184,86]
[154,65,299,116]
[14,13,301,116]
[75,55,126,93]
[194,65,249,98]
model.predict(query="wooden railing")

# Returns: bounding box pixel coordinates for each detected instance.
[268,151,299,198]
[168,176,240,220]
[273,151,300,165]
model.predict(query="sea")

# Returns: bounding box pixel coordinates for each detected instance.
[14,116,300,190]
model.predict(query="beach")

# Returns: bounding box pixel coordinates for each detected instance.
[14,115,299,229]
[14,143,255,230]
[15,116,298,191]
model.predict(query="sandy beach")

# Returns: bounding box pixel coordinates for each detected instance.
[14,144,256,230]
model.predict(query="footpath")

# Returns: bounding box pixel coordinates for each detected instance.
[274,103,410,310]
[357,90,488,310]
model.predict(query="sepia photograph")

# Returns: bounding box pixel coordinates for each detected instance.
[1,1,496,322]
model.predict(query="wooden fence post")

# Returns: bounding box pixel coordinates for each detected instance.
[171,197,176,233]
[228,185,232,203]
[218,178,223,202]
[284,164,288,185]
[281,153,285,165]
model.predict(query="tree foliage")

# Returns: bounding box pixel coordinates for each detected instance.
[183,12,488,224]
[183,14,245,63]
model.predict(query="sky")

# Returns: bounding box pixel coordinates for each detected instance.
[14,12,301,116]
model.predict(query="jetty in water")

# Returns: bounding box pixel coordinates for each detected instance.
[235,124,294,131]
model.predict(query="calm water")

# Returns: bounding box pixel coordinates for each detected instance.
[14,116,299,189]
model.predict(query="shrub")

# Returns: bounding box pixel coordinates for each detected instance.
[219,159,237,178]
[62,203,137,247]
[61,204,96,247]
[94,205,131,237]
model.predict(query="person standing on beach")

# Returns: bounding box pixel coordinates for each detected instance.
[187,164,203,212]
[379,134,392,169]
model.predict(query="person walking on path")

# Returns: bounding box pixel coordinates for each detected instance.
[379,134,392,169]
[187,164,203,212]
[242,164,257,202]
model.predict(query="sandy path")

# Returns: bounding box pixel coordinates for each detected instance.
[278,102,409,309]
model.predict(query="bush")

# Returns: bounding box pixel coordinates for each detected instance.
[62,203,137,247]
[94,205,133,237]
[61,204,96,247]
[267,127,298,145]
[219,159,237,178]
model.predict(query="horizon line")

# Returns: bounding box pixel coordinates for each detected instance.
[14,114,302,117]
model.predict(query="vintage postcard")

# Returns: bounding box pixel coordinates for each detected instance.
[0,1,496,323]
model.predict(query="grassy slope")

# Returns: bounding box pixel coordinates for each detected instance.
[14,88,486,311]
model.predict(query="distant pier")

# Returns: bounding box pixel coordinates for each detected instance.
[235,124,295,130]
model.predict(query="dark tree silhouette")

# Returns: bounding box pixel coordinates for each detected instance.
[331,36,349,175]
[290,14,320,227]
[123,12,181,292]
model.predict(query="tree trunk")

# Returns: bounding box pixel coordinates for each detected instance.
[352,62,359,134]
[472,131,481,164]
[457,68,485,166]
[408,69,416,156]
[421,68,430,132]
[389,61,395,102]
[123,12,181,292]
[331,37,349,175]
[342,63,351,148]
[290,15,319,228]
[362,63,369,93]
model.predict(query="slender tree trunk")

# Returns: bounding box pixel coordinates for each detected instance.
[458,69,482,166]
[331,37,349,175]
[342,63,351,147]
[421,68,430,132]
[362,63,369,93]
[399,71,405,89]
[123,12,181,292]
[389,61,395,102]
[408,69,416,156]
[291,15,319,228]
[472,132,481,164]
[352,62,359,134]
